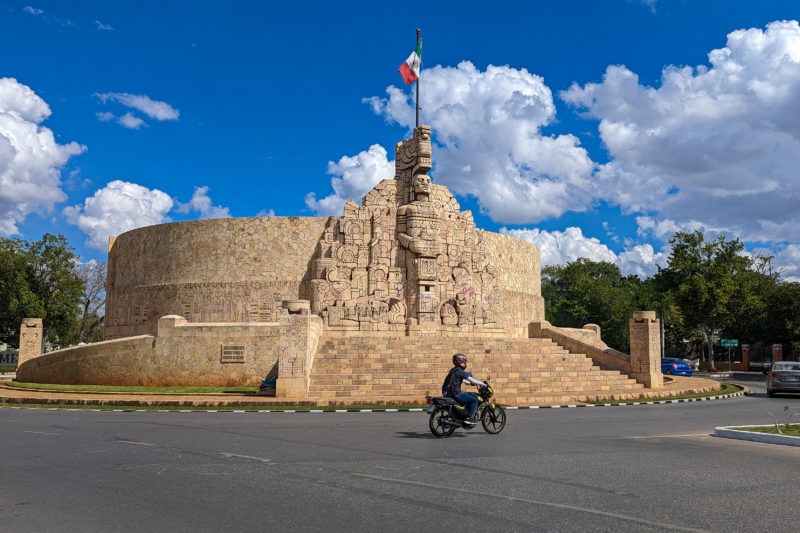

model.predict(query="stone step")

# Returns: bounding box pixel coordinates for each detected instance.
[305,334,642,399]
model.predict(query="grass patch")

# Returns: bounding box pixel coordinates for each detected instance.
[609,383,742,404]
[5,381,257,394]
[0,402,423,412]
[731,425,800,437]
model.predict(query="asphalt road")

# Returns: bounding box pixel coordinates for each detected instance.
[1,374,798,533]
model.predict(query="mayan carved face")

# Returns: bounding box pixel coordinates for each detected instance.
[413,174,432,197]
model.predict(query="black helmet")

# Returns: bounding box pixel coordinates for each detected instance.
[453,353,467,369]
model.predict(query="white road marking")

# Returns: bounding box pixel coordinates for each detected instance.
[353,473,709,532]
[117,440,156,446]
[23,430,61,436]
[220,452,273,463]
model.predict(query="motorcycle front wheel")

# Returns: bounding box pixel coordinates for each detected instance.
[481,405,506,434]
[429,408,456,438]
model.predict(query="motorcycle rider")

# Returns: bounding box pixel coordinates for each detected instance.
[442,353,487,426]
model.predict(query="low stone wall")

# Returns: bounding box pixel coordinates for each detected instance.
[17,311,322,388]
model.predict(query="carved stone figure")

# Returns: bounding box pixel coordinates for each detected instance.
[303,124,501,333]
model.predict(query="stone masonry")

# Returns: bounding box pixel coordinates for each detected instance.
[629,311,663,388]
[18,318,42,368]
[14,126,677,400]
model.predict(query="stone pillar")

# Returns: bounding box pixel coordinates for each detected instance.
[18,318,43,367]
[741,344,750,370]
[772,344,783,363]
[276,302,312,399]
[629,311,663,388]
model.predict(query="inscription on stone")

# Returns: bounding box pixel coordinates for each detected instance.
[220,345,246,363]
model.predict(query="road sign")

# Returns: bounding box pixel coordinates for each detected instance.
[721,339,739,347]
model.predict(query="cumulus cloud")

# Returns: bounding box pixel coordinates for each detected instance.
[0,77,85,235]
[175,186,230,219]
[501,226,666,277]
[772,244,800,281]
[64,180,174,250]
[364,61,595,224]
[257,208,275,217]
[305,144,394,216]
[562,19,800,243]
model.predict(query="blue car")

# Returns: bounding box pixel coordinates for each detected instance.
[661,357,693,376]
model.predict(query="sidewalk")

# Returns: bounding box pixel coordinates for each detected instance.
[0,375,730,409]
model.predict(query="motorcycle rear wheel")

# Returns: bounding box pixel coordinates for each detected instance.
[481,405,506,434]
[429,408,456,438]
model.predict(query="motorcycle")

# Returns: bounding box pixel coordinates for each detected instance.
[426,376,506,438]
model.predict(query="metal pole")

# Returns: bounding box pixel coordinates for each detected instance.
[416,28,421,128]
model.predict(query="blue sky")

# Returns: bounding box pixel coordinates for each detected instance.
[3,0,800,278]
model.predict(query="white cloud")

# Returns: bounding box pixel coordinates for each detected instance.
[23,6,43,16]
[0,77,85,235]
[64,180,173,250]
[257,208,275,217]
[501,226,666,277]
[95,20,113,31]
[95,92,179,123]
[305,144,394,216]
[175,186,230,219]
[96,111,114,122]
[561,19,800,243]
[117,112,146,130]
[772,244,800,281]
[364,61,595,224]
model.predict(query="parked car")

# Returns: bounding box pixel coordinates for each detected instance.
[661,357,693,376]
[766,362,800,397]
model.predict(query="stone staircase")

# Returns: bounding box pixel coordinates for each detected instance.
[307,334,645,405]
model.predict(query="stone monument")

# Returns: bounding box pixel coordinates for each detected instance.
[306,125,500,334]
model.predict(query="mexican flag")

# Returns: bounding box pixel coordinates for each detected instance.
[398,43,422,86]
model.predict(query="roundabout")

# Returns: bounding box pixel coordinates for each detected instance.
[0,373,797,533]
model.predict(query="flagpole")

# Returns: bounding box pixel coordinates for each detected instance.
[416,28,421,128]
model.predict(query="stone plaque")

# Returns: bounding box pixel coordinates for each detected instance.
[220,345,246,363]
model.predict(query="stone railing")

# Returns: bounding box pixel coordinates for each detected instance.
[529,320,632,376]
[529,312,663,388]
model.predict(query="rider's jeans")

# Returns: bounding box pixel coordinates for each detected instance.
[455,393,478,418]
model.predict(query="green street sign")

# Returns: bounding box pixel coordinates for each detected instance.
[721,339,739,347]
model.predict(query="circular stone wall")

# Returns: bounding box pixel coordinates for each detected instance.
[105,216,329,339]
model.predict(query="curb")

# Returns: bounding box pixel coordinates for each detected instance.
[715,425,800,447]
[0,389,747,413]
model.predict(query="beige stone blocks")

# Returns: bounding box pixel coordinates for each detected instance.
[629,311,663,388]
[17,318,43,368]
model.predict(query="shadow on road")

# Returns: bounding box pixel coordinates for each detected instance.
[395,431,468,439]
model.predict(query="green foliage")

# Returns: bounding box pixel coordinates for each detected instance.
[658,231,753,369]
[541,230,800,363]
[0,234,85,348]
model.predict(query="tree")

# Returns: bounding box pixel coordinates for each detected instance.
[0,234,84,348]
[661,231,753,371]
[76,260,106,343]
[0,238,44,345]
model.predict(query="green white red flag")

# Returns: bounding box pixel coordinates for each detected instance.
[398,42,421,85]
